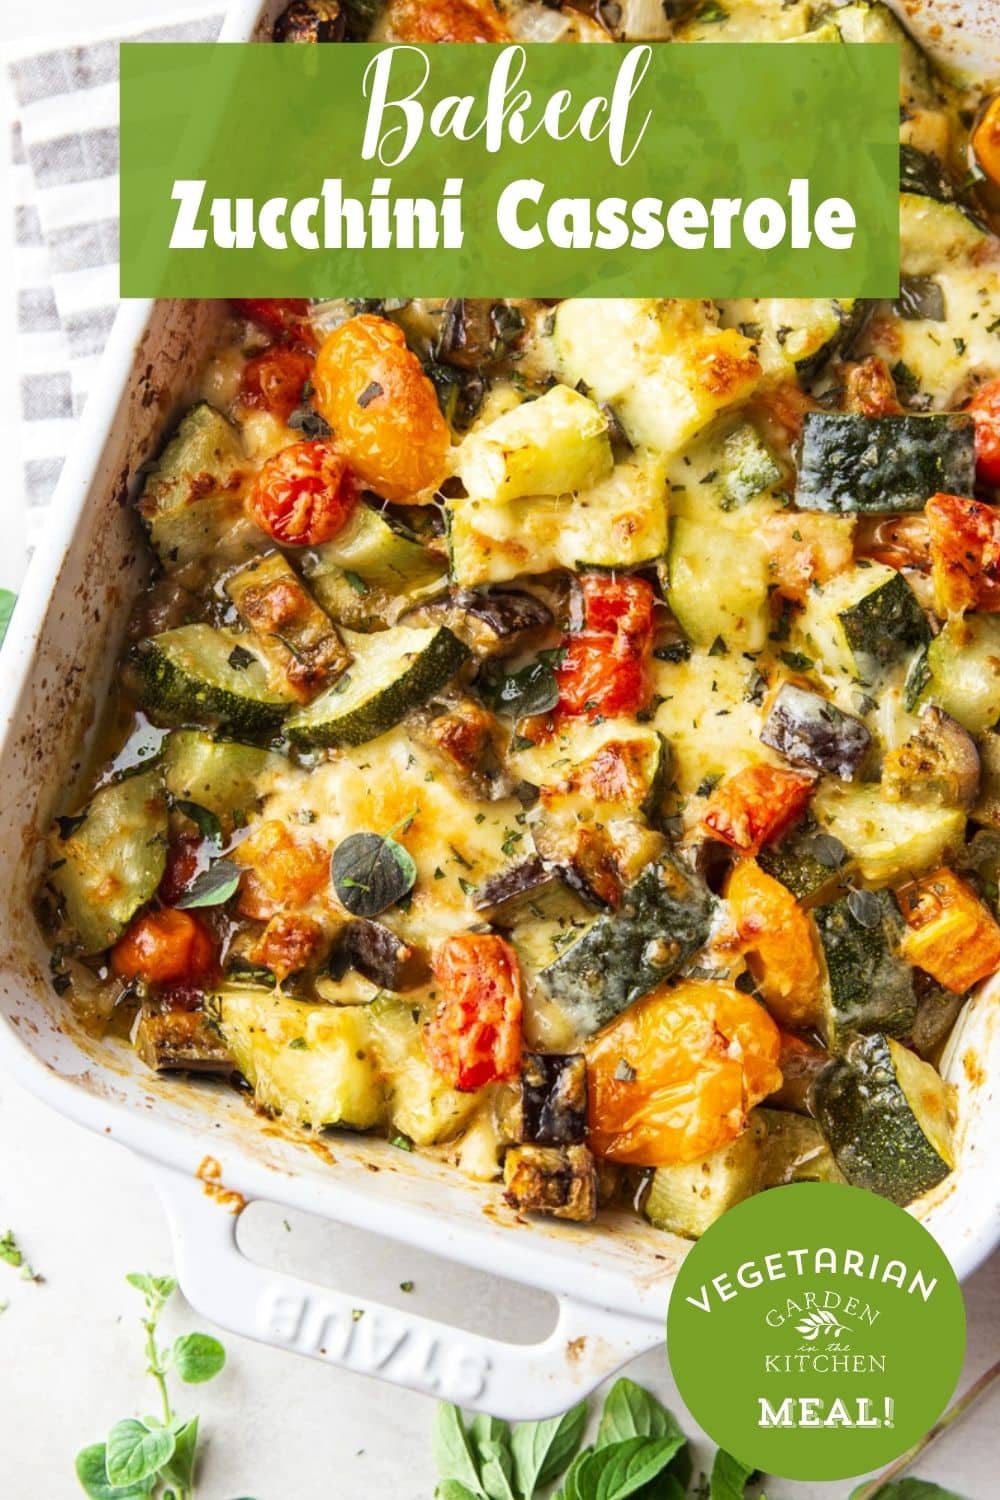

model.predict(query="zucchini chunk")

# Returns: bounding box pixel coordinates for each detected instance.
[136,626,295,735]
[212,987,384,1130]
[446,456,668,587]
[137,402,257,572]
[553,298,760,457]
[810,782,964,885]
[224,552,350,698]
[795,412,976,514]
[756,1109,845,1187]
[794,564,929,684]
[454,385,612,505]
[667,518,770,652]
[643,1114,767,1239]
[162,731,285,824]
[503,1143,597,1223]
[134,1010,233,1075]
[718,298,867,378]
[368,994,478,1145]
[812,1032,954,1204]
[301,501,446,631]
[540,854,715,1035]
[285,625,469,747]
[517,1053,587,1146]
[812,889,916,1052]
[757,820,851,902]
[47,768,168,954]
[916,615,1000,734]
[761,684,871,781]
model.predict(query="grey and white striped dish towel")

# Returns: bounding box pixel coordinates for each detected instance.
[8,6,224,555]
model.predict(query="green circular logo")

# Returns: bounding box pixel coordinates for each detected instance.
[666,1182,965,1481]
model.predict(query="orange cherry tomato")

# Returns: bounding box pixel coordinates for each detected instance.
[312,315,450,501]
[967,378,1000,488]
[724,859,823,1030]
[247,439,357,546]
[112,909,216,986]
[233,820,330,921]
[898,867,1000,993]
[972,93,1000,189]
[239,346,314,424]
[231,298,315,346]
[702,765,815,856]
[585,979,782,1167]
[925,491,1000,614]
[426,934,523,1092]
[383,0,508,42]
[555,574,656,721]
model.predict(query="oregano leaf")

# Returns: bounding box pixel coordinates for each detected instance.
[104,1420,175,1487]
[175,858,241,909]
[511,1401,588,1494]
[172,1332,226,1384]
[332,831,417,917]
[75,1445,155,1500]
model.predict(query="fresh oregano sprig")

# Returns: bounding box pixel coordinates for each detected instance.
[75,1272,226,1500]
[432,1376,974,1500]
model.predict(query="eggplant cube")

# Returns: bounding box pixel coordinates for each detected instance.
[503,1144,597,1222]
[519,1053,587,1145]
[134,1010,233,1075]
[761,683,871,781]
[330,920,428,992]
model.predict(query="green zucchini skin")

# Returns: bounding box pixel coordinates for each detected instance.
[812,1032,953,1205]
[838,571,930,671]
[137,403,255,572]
[540,854,716,1035]
[796,412,976,514]
[47,769,168,954]
[136,626,292,737]
[285,626,470,748]
[813,890,916,1052]
[757,821,849,901]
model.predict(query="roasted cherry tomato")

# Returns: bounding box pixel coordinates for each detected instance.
[702,765,815,856]
[967,378,1000,487]
[382,0,508,42]
[925,491,1000,614]
[585,979,782,1167]
[234,820,329,921]
[555,574,656,721]
[239,346,314,424]
[312,315,450,501]
[724,859,823,1030]
[231,298,315,346]
[426,933,523,1092]
[158,834,203,907]
[112,909,216,986]
[247,439,357,546]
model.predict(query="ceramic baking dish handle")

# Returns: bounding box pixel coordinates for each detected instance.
[154,1165,661,1421]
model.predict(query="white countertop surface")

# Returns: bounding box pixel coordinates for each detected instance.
[0,3,997,1496]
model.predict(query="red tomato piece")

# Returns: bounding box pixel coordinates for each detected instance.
[926,491,1000,614]
[555,575,656,721]
[967,378,1000,487]
[702,765,815,856]
[383,0,508,42]
[240,347,314,424]
[112,909,216,987]
[158,834,203,907]
[247,439,357,546]
[426,934,523,1092]
[231,298,315,346]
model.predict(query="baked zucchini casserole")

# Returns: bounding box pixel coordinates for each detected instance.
[38,0,1000,1236]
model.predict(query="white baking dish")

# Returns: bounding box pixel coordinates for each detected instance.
[1,0,999,1422]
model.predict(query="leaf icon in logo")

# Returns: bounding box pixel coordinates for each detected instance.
[794,1311,850,1342]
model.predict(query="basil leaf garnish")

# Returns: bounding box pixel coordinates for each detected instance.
[332,831,417,917]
